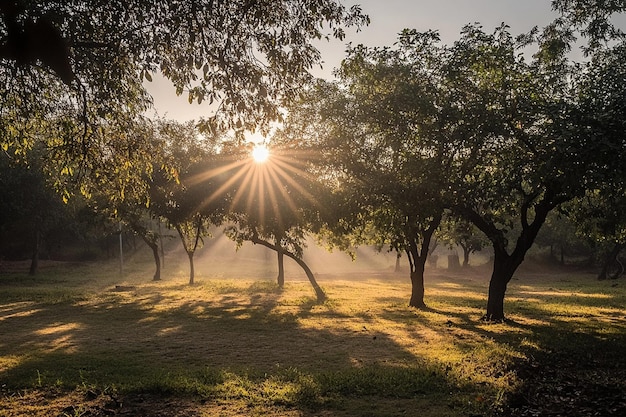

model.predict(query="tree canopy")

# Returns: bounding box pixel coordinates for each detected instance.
[0,0,368,192]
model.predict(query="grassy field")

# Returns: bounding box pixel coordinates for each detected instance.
[0,249,625,416]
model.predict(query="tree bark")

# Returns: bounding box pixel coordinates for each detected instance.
[408,261,426,309]
[484,214,550,320]
[484,247,520,321]
[131,220,163,281]
[459,192,560,321]
[276,247,285,287]
[138,234,161,281]
[175,221,202,286]
[151,242,161,281]
[406,215,441,309]
[187,252,195,285]
[285,251,326,302]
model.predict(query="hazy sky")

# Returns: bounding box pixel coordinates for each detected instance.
[147,1,560,121]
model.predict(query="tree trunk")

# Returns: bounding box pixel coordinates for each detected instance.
[285,252,325,302]
[447,253,461,270]
[175,222,201,286]
[29,229,40,276]
[395,252,401,273]
[484,249,516,321]
[461,244,471,267]
[598,243,624,280]
[158,221,165,268]
[151,243,161,281]
[187,251,195,285]
[460,195,558,322]
[277,247,285,288]
[138,234,161,281]
[249,233,325,302]
[408,261,426,309]
[406,215,441,309]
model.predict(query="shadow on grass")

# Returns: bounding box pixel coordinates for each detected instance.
[0,275,482,417]
[374,271,626,417]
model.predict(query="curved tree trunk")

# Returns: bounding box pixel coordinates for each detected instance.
[283,251,326,302]
[459,192,561,322]
[175,221,202,286]
[483,210,551,321]
[131,221,163,281]
[138,234,161,281]
[150,242,162,281]
[484,248,520,321]
[249,233,325,302]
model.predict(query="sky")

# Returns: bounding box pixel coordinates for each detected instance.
[146,1,561,122]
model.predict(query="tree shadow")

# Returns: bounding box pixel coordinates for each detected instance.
[374,273,626,417]
[0,277,485,417]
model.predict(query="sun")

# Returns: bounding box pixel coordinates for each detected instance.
[252,144,270,163]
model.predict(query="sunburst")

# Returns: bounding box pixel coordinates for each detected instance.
[181,143,325,231]
[252,144,270,163]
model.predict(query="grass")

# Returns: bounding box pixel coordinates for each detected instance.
[0,252,625,416]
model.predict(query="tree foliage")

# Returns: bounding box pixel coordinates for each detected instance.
[0,0,367,191]
[552,0,626,51]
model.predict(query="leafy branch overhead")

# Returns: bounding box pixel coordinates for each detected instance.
[1,1,367,124]
[0,0,368,182]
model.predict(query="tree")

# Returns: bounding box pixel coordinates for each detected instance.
[80,117,168,279]
[148,120,230,285]
[449,23,626,321]
[444,24,585,321]
[224,139,329,301]
[566,40,626,279]
[0,145,67,274]
[281,30,472,308]
[534,211,590,265]
[440,217,489,268]
[569,189,626,279]
[0,1,368,193]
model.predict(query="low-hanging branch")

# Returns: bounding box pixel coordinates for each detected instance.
[248,227,326,302]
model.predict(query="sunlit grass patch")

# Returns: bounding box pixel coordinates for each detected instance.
[1,261,625,416]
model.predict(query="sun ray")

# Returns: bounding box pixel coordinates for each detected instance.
[186,158,248,187]
[229,163,257,211]
[265,164,304,217]
[197,162,253,212]
[270,159,323,208]
[180,143,329,232]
